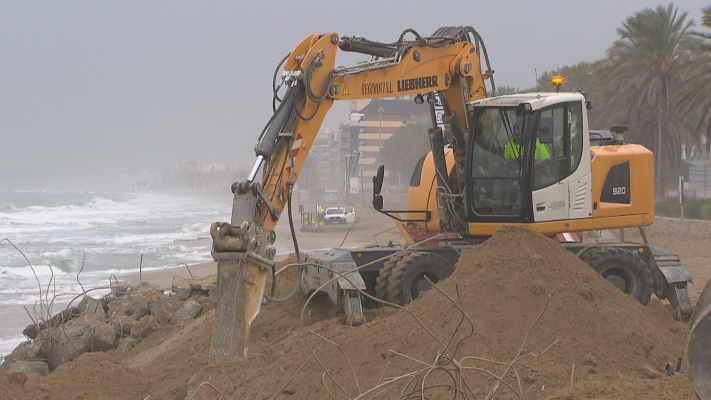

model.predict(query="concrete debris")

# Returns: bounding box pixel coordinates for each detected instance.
[5,280,207,375]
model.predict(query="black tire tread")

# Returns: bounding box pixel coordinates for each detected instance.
[580,246,653,305]
[375,253,406,301]
[387,252,453,305]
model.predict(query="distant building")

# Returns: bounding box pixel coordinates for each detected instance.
[354,98,429,190]
[198,162,227,173]
[178,157,199,173]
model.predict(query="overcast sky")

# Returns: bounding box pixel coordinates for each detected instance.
[1,1,708,188]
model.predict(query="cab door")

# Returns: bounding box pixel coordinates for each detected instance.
[530,102,586,222]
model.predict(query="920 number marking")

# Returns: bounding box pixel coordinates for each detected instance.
[612,187,627,195]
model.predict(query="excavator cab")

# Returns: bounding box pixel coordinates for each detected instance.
[465,94,589,229]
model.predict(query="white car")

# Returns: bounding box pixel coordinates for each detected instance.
[323,207,346,225]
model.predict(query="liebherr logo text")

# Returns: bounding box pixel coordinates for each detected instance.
[398,75,439,92]
[362,82,393,95]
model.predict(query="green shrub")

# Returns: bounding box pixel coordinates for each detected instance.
[656,198,711,220]
[702,204,711,220]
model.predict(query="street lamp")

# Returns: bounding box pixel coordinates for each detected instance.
[378,107,384,149]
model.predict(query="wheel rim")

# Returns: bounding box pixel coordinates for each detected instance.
[603,267,633,294]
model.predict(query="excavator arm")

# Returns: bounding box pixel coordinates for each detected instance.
[208,27,494,363]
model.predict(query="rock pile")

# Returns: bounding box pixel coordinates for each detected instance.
[0,280,206,374]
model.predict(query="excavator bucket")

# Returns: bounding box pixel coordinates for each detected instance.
[687,278,711,399]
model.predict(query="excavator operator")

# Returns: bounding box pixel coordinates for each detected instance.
[504,124,550,161]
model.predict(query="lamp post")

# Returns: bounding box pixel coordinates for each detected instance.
[378,107,384,149]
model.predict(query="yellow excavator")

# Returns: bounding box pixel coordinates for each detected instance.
[208,27,693,365]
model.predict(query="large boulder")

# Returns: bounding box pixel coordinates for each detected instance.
[175,301,202,324]
[22,307,80,340]
[149,295,181,325]
[107,299,134,318]
[38,323,89,371]
[8,361,49,377]
[176,287,194,301]
[68,313,103,328]
[0,341,41,372]
[86,322,117,352]
[125,293,151,319]
[139,281,163,293]
[78,296,108,320]
[111,315,136,336]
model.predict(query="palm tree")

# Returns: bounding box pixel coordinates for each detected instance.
[680,6,711,155]
[601,4,695,195]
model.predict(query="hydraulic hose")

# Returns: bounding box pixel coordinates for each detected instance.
[263,175,302,304]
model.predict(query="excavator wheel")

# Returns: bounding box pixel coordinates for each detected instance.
[387,252,454,306]
[375,253,406,302]
[580,247,653,305]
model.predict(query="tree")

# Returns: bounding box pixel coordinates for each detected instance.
[682,6,711,154]
[537,61,598,94]
[376,122,431,187]
[494,86,523,95]
[601,3,695,194]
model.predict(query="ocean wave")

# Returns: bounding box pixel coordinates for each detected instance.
[0,264,71,278]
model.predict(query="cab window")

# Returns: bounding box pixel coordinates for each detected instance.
[470,107,526,217]
[532,102,583,190]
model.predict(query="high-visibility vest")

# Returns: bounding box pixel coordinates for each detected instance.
[504,138,550,160]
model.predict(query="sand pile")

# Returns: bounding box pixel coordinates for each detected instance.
[0,227,696,399]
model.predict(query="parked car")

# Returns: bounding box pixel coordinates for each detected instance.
[344,207,355,223]
[323,207,346,225]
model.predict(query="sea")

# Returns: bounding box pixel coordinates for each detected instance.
[0,190,239,358]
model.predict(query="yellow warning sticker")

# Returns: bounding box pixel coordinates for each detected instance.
[342,83,349,95]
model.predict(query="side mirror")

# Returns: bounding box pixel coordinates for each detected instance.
[372,165,385,210]
[373,165,384,195]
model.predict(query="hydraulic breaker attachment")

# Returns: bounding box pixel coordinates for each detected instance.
[301,249,366,326]
[209,181,277,364]
[687,279,711,400]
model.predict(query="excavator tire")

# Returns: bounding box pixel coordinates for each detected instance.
[375,253,406,302]
[387,252,454,306]
[580,247,653,305]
